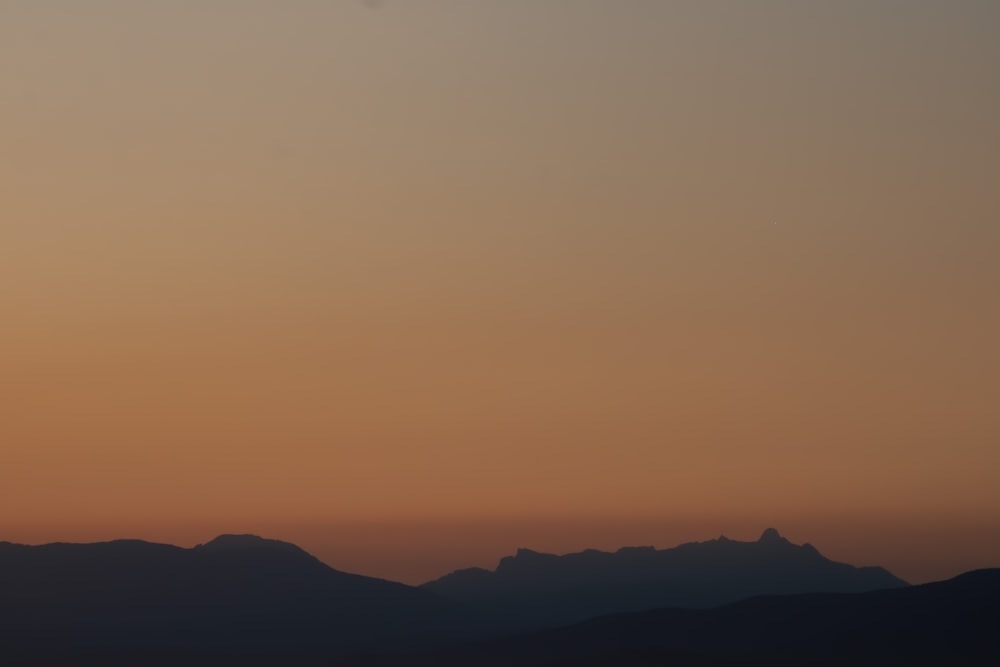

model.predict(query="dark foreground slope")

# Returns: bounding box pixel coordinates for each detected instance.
[0,535,472,664]
[342,568,1000,667]
[422,528,906,630]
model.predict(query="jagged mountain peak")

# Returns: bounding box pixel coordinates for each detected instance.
[757,527,787,544]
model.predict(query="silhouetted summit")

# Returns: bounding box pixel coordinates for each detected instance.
[198,533,300,551]
[758,526,786,543]
[422,529,906,630]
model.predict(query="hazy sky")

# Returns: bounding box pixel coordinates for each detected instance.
[2,1,998,584]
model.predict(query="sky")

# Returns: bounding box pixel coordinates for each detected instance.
[2,0,999,585]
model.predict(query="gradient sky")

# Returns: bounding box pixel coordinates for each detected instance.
[2,0,999,584]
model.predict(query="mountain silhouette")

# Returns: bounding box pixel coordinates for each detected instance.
[340,568,1000,666]
[421,528,906,631]
[0,529,916,665]
[0,534,475,664]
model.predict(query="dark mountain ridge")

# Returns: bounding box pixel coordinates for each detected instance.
[343,568,1000,666]
[421,528,906,630]
[0,534,471,663]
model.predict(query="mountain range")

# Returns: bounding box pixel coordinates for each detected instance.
[0,534,471,665]
[2,529,988,666]
[422,528,905,630]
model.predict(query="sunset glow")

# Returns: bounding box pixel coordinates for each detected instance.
[3,1,998,586]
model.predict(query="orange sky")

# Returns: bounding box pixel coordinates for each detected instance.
[2,1,999,584]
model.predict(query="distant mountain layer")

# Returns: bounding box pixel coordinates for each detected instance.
[0,534,469,663]
[421,528,906,630]
[344,568,1000,667]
